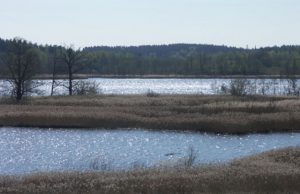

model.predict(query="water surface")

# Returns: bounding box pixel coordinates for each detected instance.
[1,78,298,95]
[0,127,299,175]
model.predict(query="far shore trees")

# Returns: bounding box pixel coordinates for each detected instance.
[1,38,41,102]
[1,38,300,76]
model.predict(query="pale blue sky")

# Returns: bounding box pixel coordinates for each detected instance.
[0,0,299,48]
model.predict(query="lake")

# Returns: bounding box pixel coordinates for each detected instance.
[0,127,299,175]
[0,78,299,95]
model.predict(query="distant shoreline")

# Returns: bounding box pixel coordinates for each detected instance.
[1,74,300,80]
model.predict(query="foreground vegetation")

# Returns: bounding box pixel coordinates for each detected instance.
[0,147,299,194]
[0,95,300,134]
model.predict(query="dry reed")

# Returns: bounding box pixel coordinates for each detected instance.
[0,95,300,134]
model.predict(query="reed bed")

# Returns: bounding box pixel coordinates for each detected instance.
[0,95,300,134]
[0,147,299,194]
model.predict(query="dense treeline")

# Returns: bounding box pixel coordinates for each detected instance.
[1,37,300,76]
[84,45,300,75]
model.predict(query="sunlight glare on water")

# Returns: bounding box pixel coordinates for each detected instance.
[1,78,297,96]
[0,127,299,175]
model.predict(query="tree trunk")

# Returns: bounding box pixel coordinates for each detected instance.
[50,53,57,96]
[68,66,73,96]
[16,82,22,102]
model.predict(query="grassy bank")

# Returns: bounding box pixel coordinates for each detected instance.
[0,147,299,194]
[1,95,300,134]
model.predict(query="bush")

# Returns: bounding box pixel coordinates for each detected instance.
[73,81,101,96]
[146,89,159,97]
[214,79,252,96]
[229,79,251,96]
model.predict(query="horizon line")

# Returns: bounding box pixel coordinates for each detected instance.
[1,36,300,50]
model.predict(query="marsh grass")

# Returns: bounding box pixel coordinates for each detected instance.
[0,95,300,133]
[183,147,197,168]
[0,147,299,194]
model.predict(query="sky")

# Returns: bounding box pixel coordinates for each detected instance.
[0,0,300,48]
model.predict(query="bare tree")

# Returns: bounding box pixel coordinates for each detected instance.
[0,57,4,97]
[259,79,271,96]
[1,38,40,102]
[270,79,278,95]
[49,48,60,96]
[286,76,299,96]
[284,58,300,96]
[61,46,83,96]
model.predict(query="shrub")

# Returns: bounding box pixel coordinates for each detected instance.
[73,81,101,96]
[229,79,251,96]
[146,89,159,97]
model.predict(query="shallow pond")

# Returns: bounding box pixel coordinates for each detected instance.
[0,127,299,175]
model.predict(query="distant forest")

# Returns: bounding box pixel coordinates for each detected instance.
[1,37,300,76]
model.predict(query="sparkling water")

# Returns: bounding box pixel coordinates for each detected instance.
[0,127,299,175]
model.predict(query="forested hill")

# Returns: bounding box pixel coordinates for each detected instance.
[84,44,242,57]
[75,44,300,76]
[1,37,300,76]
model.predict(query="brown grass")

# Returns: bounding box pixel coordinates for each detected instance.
[0,95,300,134]
[0,147,299,194]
